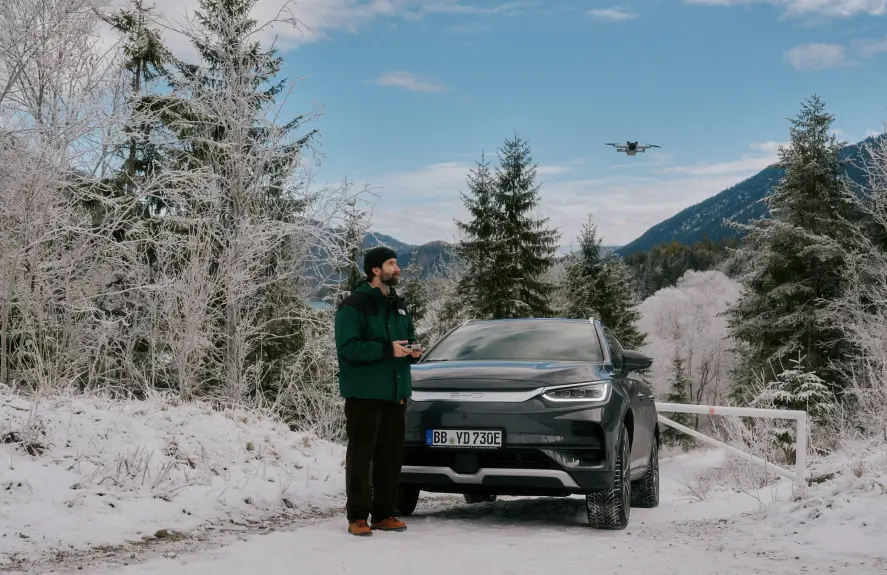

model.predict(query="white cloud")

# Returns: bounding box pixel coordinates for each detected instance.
[588,7,638,21]
[785,43,849,70]
[749,140,787,155]
[782,0,887,17]
[374,71,447,92]
[102,0,530,58]
[353,144,779,247]
[661,142,780,176]
[423,2,539,15]
[103,0,408,56]
[854,35,887,57]
[684,0,887,18]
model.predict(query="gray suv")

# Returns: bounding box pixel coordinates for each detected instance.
[395,317,660,530]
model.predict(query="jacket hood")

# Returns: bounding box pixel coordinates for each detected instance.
[355,280,401,300]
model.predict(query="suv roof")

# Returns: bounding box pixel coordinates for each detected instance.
[462,317,597,325]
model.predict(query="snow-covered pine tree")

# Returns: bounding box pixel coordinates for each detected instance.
[598,253,646,349]
[455,151,499,316]
[725,94,860,399]
[104,0,170,203]
[543,254,570,316]
[750,352,837,462]
[332,198,369,306]
[400,247,428,327]
[662,352,695,448]
[148,0,332,402]
[562,214,646,347]
[561,215,606,319]
[487,134,560,318]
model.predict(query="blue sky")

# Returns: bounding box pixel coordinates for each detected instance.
[154,0,887,247]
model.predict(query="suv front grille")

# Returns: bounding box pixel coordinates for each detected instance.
[403,446,559,474]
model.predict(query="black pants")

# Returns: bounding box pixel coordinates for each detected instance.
[344,397,406,522]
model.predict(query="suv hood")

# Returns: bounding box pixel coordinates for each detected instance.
[410,360,609,391]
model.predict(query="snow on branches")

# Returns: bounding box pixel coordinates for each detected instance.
[0,0,366,440]
[638,270,742,431]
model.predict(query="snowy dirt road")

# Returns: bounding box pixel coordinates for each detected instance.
[42,449,887,575]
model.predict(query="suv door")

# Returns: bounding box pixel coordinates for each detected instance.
[602,326,649,473]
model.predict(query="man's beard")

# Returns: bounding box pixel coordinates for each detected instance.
[382,272,399,286]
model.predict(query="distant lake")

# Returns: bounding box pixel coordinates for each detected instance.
[310,299,334,310]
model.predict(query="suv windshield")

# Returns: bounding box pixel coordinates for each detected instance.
[424,320,604,363]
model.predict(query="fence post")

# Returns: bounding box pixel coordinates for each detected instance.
[795,413,807,486]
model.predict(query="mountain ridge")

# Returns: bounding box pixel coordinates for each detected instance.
[616,134,882,256]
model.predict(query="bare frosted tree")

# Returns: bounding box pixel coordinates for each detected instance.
[637,270,742,431]
[420,244,473,345]
[819,129,887,439]
[0,0,366,435]
[0,0,126,392]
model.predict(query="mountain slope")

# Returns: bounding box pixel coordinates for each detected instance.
[360,232,451,273]
[617,135,881,256]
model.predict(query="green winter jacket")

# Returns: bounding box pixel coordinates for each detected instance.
[334,281,418,402]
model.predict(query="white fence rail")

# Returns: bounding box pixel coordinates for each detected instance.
[654,402,808,486]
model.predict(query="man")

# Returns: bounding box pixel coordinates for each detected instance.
[334,245,422,537]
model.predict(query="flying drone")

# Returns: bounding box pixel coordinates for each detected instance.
[605,141,661,156]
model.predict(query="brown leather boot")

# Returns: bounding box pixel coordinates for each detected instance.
[348,519,372,536]
[371,516,407,531]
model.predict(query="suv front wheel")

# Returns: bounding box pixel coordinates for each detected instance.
[585,422,631,530]
[630,435,659,508]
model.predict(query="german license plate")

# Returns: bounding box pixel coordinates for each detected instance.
[426,429,503,449]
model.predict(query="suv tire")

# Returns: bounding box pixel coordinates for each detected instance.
[630,435,659,508]
[586,422,631,530]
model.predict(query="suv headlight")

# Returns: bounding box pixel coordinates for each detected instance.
[541,381,610,403]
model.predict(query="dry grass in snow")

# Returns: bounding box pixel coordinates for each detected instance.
[0,388,346,567]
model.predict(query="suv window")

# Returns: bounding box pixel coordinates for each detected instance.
[424,319,605,363]
[603,327,624,372]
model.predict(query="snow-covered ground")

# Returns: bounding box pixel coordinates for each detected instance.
[1,390,346,570]
[3,390,886,574]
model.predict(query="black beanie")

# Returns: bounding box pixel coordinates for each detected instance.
[363,246,397,275]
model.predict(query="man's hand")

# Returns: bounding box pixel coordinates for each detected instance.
[392,340,411,357]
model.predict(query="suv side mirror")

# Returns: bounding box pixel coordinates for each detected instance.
[621,349,653,373]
